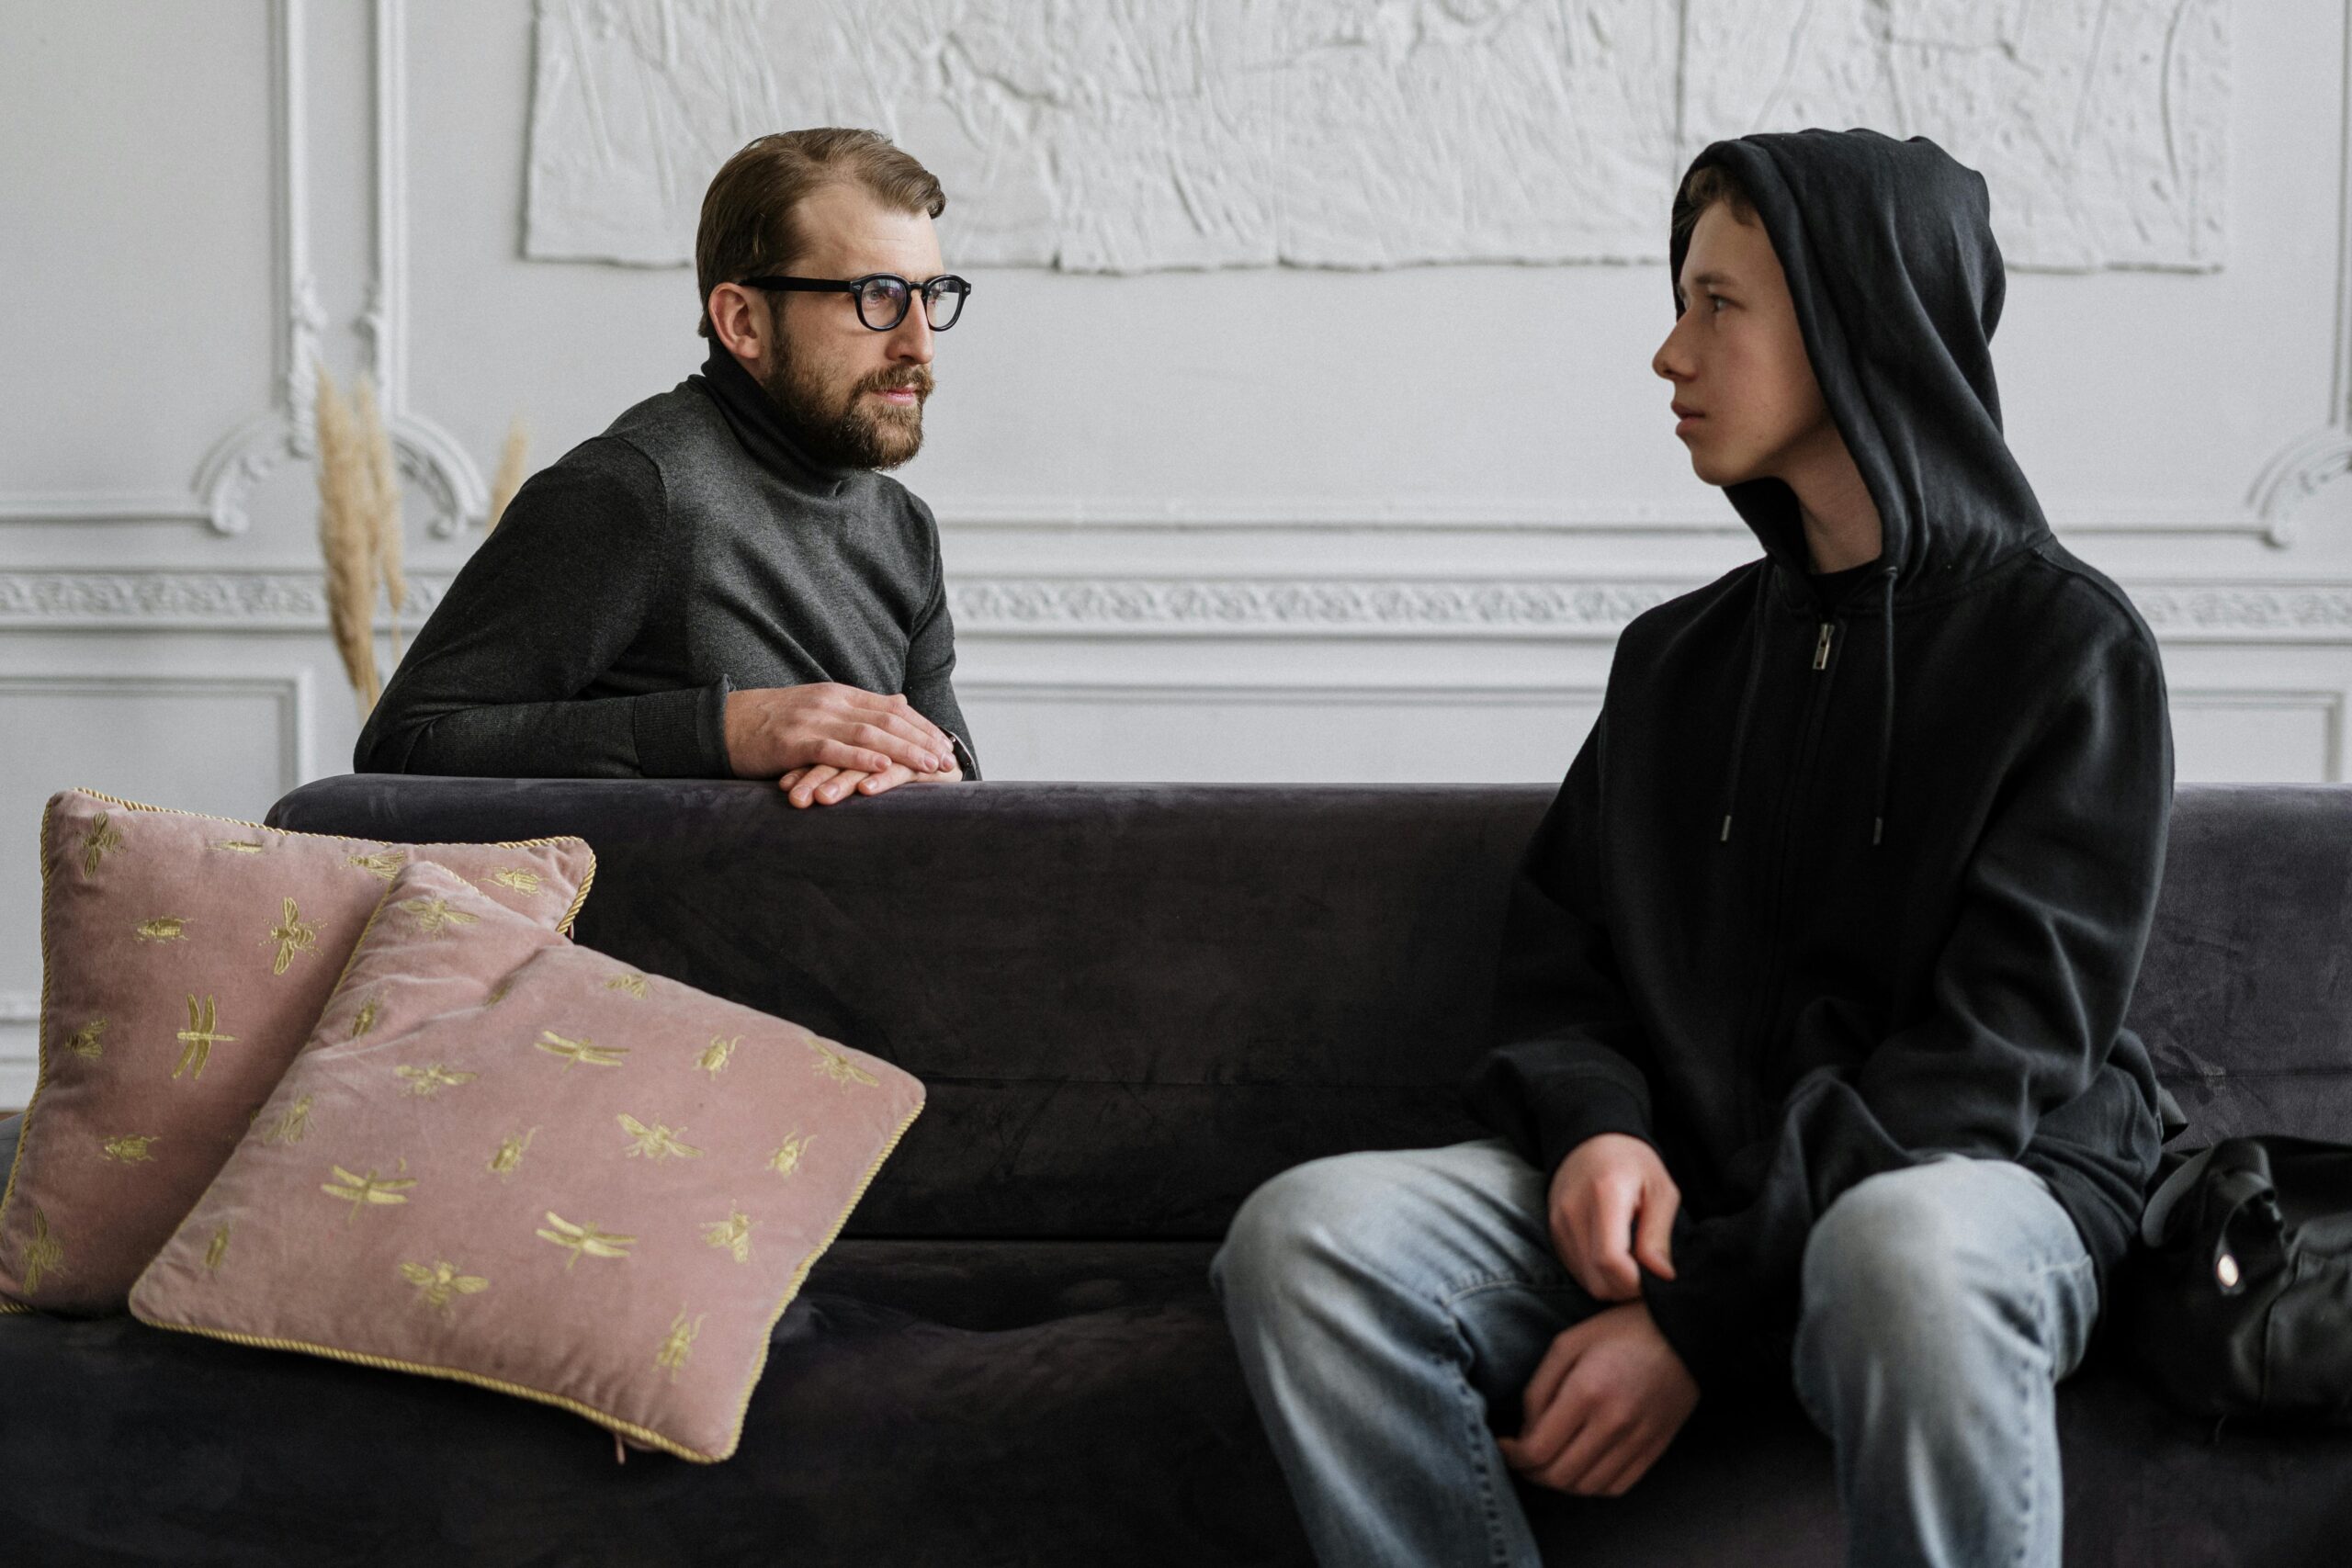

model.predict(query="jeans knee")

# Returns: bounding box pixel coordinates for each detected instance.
[1213,1151,1401,1317]
[1800,1168,1968,1362]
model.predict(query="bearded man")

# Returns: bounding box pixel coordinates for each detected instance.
[357,128,978,807]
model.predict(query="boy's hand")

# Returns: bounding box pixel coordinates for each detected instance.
[1548,1133,1679,1302]
[779,760,962,808]
[1499,1301,1698,1495]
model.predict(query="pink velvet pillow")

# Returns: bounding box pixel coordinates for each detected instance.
[1,789,595,1314]
[130,859,924,1463]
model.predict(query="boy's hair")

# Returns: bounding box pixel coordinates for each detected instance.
[1669,160,1758,257]
[695,129,947,341]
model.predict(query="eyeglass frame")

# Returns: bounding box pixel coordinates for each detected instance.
[738,271,973,332]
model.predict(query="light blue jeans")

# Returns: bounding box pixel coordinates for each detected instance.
[1209,1137,2098,1568]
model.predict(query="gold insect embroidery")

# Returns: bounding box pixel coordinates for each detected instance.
[174,994,236,1080]
[807,1036,879,1089]
[211,838,266,854]
[655,1308,705,1382]
[536,1031,625,1069]
[616,1114,704,1162]
[263,1094,314,1146]
[400,1259,490,1313]
[605,973,650,998]
[483,977,514,1007]
[81,813,125,875]
[99,1134,158,1163]
[487,1127,537,1180]
[63,1017,107,1060]
[766,1131,814,1179]
[322,1163,417,1224]
[396,1063,480,1098]
[697,1035,739,1076]
[204,1225,232,1272]
[346,847,409,881]
[262,897,320,976]
[349,996,382,1039]
[487,867,544,896]
[536,1212,636,1269]
[701,1207,755,1263]
[400,896,479,939]
[136,915,193,943]
[21,1207,63,1292]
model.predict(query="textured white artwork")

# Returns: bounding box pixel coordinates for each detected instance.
[524,0,2231,273]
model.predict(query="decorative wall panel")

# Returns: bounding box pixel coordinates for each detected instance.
[525,0,2231,273]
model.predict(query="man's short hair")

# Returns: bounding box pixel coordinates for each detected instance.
[1669,160,1758,257]
[695,129,947,341]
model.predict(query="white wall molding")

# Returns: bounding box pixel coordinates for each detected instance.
[0,671,316,798]
[3,0,484,538]
[22,570,2352,646]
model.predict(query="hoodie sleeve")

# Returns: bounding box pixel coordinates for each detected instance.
[1638,636,2171,1395]
[354,438,733,781]
[1462,710,1660,1177]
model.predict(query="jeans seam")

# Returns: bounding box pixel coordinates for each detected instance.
[1438,1302,1522,1568]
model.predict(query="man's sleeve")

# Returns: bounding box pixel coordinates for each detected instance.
[1639,637,2173,1395]
[354,438,733,780]
[901,497,979,781]
[1462,710,1658,1176]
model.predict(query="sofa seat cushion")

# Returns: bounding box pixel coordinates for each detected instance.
[3,1224,2348,1566]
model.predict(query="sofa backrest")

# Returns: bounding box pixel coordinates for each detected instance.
[266,778,2352,1240]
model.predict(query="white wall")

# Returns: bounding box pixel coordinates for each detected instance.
[3,0,2349,1107]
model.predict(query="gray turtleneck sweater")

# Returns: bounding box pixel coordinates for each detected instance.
[355,349,977,781]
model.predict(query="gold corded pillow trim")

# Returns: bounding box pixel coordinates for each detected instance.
[0,788,598,1310]
[135,1100,924,1463]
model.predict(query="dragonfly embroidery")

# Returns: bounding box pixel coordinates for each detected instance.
[174,994,236,1080]
[536,1212,636,1269]
[400,896,479,939]
[322,1163,417,1224]
[536,1031,626,1070]
[807,1036,879,1089]
[396,1063,480,1098]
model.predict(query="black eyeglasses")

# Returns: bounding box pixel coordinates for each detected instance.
[740,272,971,332]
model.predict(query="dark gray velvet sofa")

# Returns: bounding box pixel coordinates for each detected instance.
[4,776,2350,1566]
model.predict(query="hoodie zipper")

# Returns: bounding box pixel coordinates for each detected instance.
[1738,614,1842,1141]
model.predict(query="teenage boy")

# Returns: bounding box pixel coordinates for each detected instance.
[358,129,979,807]
[1213,129,2174,1568]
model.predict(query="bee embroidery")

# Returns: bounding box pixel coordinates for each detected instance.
[63,1017,107,1060]
[322,1163,417,1224]
[701,1207,755,1264]
[346,847,409,881]
[807,1036,879,1089]
[99,1134,158,1163]
[263,1094,314,1146]
[487,1127,537,1180]
[616,1114,704,1162]
[535,1212,636,1269]
[399,1259,490,1313]
[203,1225,232,1272]
[210,838,266,855]
[349,996,382,1039]
[655,1308,705,1382]
[605,973,650,999]
[174,994,236,1080]
[396,1063,480,1098]
[81,813,125,876]
[766,1131,814,1179]
[697,1035,739,1076]
[263,897,320,976]
[536,1031,626,1070]
[21,1207,64,1293]
[135,915,193,943]
[399,896,479,939]
[487,867,544,896]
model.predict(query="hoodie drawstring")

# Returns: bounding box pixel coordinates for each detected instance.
[1717,567,1773,843]
[1718,560,1900,850]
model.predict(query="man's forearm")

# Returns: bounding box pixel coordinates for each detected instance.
[361,684,729,780]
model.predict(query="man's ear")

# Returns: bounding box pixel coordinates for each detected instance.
[707,283,773,368]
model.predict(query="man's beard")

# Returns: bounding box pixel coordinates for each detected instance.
[760,351,933,471]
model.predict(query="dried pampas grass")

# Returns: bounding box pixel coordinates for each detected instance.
[488,415,530,531]
[313,360,381,715]
[355,375,405,662]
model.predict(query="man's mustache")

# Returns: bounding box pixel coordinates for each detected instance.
[856,367,933,399]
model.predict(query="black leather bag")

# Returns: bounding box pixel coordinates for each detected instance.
[2117,1135,2352,1426]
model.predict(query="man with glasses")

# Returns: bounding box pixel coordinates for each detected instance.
[358,129,979,807]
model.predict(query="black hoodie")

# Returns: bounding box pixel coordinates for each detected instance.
[1462,130,2175,1399]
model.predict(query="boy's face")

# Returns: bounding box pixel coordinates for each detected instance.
[1652,201,1837,490]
